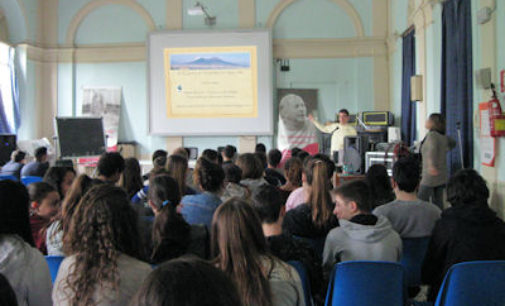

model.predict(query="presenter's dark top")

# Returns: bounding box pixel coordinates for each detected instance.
[21,161,49,178]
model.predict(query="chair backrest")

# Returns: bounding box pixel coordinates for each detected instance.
[21,176,43,186]
[435,261,505,306]
[288,260,312,306]
[325,261,405,306]
[400,236,430,286]
[45,255,65,283]
[0,174,17,181]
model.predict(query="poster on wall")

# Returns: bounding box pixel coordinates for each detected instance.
[277,89,318,157]
[479,102,496,167]
[82,87,122,151]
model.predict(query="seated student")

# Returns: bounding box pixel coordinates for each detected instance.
[373,157,441,238]
[279,157,303,204]
[96,152,125,184]
[212,198,305,306]
[142,149,167,181]
[283,157,339,241]
[21,147,49,178]
[202,149,220,164]
[28,182,60,254]
[221,145,236,165]
[43,166,76,199]
[366,164,395,209]
[323,180,402,273]
[46,174,100,256]
[221,163,249,202]
[255,143,267,154]
[53,185,151,305]
[0,181,52,306]
[285,154,335,212]
[180,158,224,229]
[266,149,287,186]
[0,150,26,180]
[166,154,197,196]
[119,158,144,199]
[0,273,18,306]
[148,175,208,264]
[172,147,198,191]
[421,169,505,302]
[252,184,323,304]
[131,257,241,306]
[236,153,269,194]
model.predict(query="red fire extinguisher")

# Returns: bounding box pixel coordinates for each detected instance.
[489,84,505,137]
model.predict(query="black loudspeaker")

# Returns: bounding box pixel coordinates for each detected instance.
[186,147,198,160]
[0,134,16,166]
[343,135,369,174]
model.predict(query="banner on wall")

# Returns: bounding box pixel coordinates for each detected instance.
[82,87,122,151]
[479,102,496,167]
[277,89,319,158]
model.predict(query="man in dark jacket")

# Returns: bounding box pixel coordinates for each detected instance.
[421,169,505,301]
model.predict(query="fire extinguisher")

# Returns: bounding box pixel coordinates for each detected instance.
[489,84,505,137]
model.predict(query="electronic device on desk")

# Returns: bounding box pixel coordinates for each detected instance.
[365,151,394,176]
[186,147,198,161]
[343,135,369,174]
[361,111,394,127]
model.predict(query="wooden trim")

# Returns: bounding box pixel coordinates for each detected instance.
[238,0,256,28]
[166,0,182,30]
[273,37,387,58]
[24,37,388,63]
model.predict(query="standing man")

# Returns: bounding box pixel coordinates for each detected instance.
[309,109,357,163]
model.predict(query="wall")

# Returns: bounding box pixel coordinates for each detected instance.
[390,0,505,217]
[4,0,388,159]
[471,0,505,217]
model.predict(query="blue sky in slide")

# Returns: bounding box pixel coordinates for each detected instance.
[170,52,251,66]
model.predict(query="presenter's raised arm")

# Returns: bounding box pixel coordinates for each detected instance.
[310,116,338,133]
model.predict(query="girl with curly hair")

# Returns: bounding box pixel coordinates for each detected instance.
[52,184,151,306]
[212,198,305,306]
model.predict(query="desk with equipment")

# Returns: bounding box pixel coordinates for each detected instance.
[338,111,399,176]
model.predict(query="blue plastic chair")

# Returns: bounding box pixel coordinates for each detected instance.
[21,176,43,186]
[435,261,505,306]
[0,174,17,181]
[401,237,430,286]
[288,260,312,306]
[45,255,65,283]
[325,261,405,306]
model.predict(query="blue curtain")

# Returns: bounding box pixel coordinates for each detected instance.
[441,0,473,174]
[401,30,416,146]
[0,46,20,134]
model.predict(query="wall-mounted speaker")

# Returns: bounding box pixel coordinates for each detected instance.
[475,68,492,89]
[411,75,423,102]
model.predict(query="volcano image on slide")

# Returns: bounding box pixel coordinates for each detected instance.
[170,52,251,70]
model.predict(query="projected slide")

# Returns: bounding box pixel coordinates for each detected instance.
[164,46,258,118]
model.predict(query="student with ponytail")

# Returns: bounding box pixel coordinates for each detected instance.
[212,198,305,306]
[148,175,208,264]
[282,157,339,240]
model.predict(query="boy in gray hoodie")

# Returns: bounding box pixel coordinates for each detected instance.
[322,180,402,273]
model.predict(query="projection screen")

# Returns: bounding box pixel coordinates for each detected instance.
[148,30,273,136]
